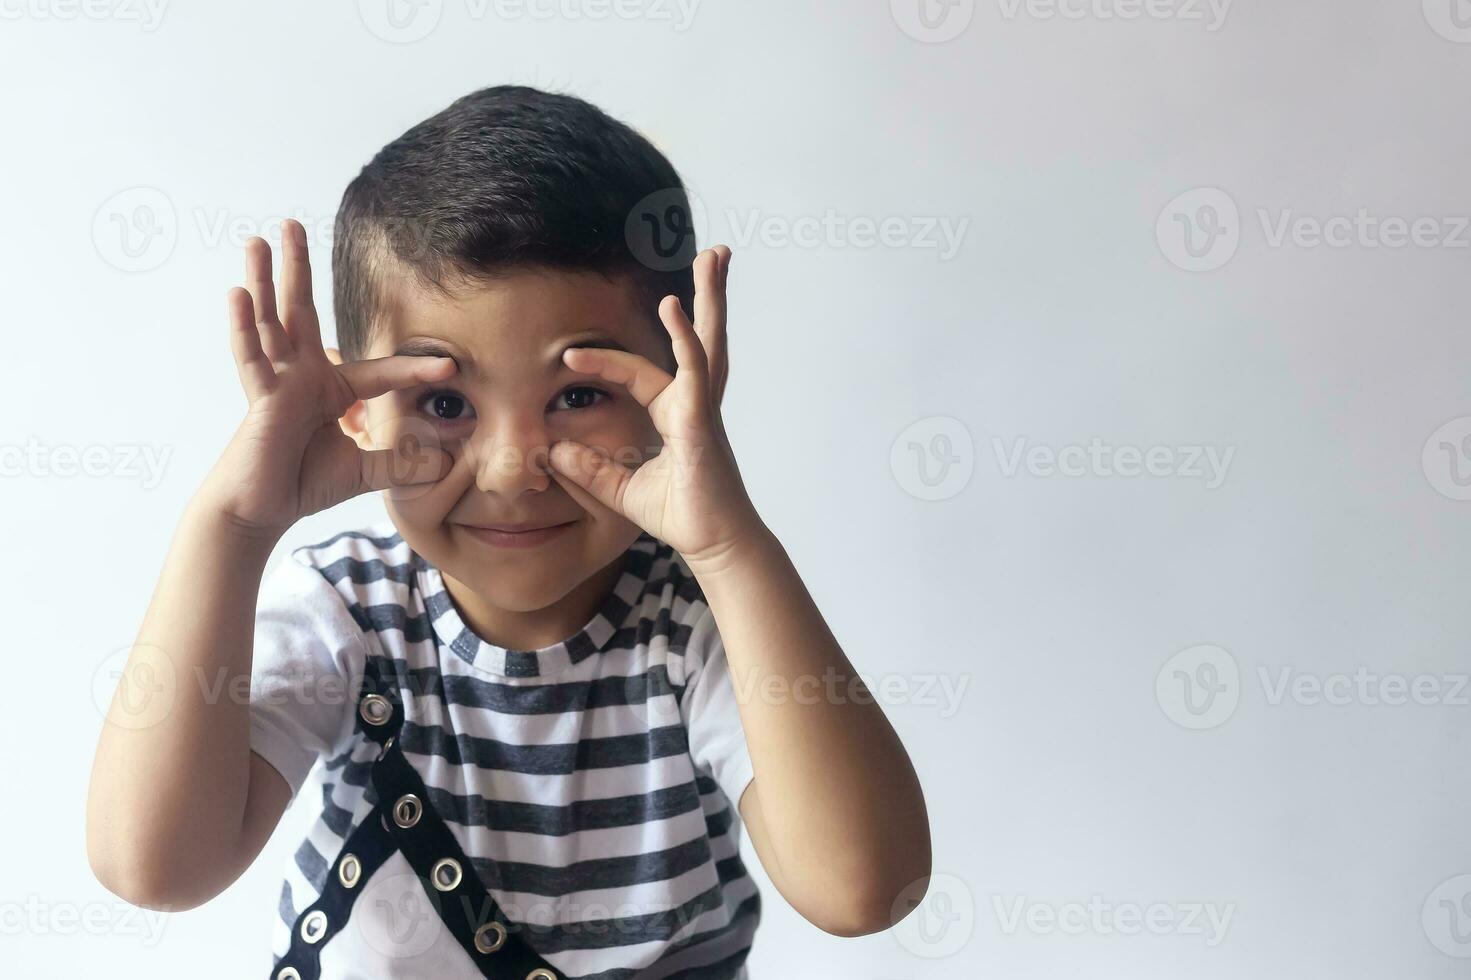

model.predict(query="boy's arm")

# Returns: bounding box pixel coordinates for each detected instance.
[544,246,931,938]
[689,526,932,938]
[86,502,293,910]
[86,221,456,911]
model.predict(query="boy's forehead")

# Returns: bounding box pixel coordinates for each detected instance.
[370,265,655,365]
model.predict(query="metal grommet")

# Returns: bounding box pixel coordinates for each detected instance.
[392,793,422,829]
[338,853,362,889]
[300,909,329,944]
[526,970,558,980]
[377,736,395,760]
[359,693,391,726]
[431,857,463,892]
[276,969,301,980]
[474,920,507,954]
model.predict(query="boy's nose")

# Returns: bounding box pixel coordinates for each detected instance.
[465,427,555,497]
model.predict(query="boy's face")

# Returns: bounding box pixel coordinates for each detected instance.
[346,265,668,633]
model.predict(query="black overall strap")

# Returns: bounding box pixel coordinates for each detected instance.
[371,734,562,979]
[270,658,563,980]
[270,660,404,980]
[268,801,399,980]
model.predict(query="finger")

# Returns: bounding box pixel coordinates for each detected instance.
[244,237,292,362]
[561,345,674,409]
[714,248,731,405]
[279,219,324,354]
[548,440,636,518]
[545,453,620,521]
[227,286,277,398]
[693,246,729,404]
[358,440,454,493]
[658,294,711,403]
[337,354,458,401]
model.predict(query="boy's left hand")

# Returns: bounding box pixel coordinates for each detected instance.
[546,245,763,572]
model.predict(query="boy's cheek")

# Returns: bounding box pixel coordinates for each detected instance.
[569,415,662,469]
[381,430,475,524]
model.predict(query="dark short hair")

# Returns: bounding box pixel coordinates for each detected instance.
[331,85,698,365]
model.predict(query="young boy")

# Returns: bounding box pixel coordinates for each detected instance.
[86,86,931,978]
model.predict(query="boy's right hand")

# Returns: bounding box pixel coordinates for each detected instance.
[199,218,456,538]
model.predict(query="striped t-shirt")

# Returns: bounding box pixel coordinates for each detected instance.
[248,523,761,978]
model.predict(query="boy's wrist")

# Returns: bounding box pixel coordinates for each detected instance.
[683,515,780,584]
[183,489,287,556]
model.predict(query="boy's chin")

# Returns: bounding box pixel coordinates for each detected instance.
[450,572,572,616]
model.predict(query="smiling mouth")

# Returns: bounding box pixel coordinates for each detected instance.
[457,520,577,549]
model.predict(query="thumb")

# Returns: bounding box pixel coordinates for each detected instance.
[548,440,634,517]
[359,428,453,494]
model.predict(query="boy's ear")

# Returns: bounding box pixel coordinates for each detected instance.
[325,346,373,451]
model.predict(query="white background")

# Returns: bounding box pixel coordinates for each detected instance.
[2,0,1469,977]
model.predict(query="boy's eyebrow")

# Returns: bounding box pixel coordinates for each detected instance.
[391,334,633,376]
[393,337,463,363]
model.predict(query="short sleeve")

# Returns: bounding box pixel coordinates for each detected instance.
[679,608,756,813]
[248,550,368,801]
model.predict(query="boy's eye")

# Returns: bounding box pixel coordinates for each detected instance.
[419,391,474,422]
[553,386,610,412]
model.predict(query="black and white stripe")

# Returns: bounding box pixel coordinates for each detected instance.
[250,523,760,978]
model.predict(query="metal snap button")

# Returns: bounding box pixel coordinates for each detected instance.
[338,853,362,889]
[430,857,462,892]
[473,920,507,953]
[392,794,422,829]
[300,909,329,944]
[276,969,301,980]
[526,970,558,980]
[359,693,391,726]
